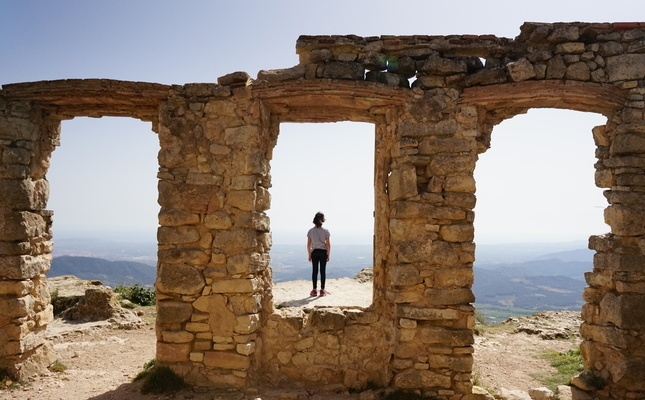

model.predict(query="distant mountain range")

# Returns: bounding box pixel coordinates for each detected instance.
[50,255,156,288]
[49,239,594,322]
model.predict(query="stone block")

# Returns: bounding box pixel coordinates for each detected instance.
[507,58,536,82]
[235,313,260,334]
[388,163,418,201]
[203,351,250,370]
[0,179,48,210]
[393,369,452,389]
[210,278,259,294]
[156,341,191,363]
[0,254,51,280]
[158,209,200,226]
[419,326,473,346]
[419,56,467,76]
[212,229,258,253]
[604,205,645,236]
[0,211,45,241]
[439,224,474,242]
[399,306,460,321]
[606,54,645,82]
[311,308,346,332]
[162,330,194,343]
[599,291,645,329]
[156,264,204,295]
[388,264,420,286]
[257,65,305,82]
[156,300,193,324]
[322,61,364,80]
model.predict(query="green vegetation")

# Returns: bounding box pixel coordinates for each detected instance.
[532,348,583,391]
[48,360,67,373]
[0,369,19,391]
[133,359,187,395]
[114,284,156,306]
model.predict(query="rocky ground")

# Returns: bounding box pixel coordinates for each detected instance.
[1,276,585,400]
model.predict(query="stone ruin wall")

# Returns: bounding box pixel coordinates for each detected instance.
[1,22,645,399]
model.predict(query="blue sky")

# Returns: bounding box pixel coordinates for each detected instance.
[1,1,636,245]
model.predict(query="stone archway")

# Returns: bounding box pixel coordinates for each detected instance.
[2,22,645,399]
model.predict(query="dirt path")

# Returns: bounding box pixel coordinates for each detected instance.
[1,280,582,400]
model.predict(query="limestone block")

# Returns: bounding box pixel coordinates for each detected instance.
[419,326,474,346]
[157,247,210,265]
[393,369,452,389]
[388,264,419,286]
[439,224,474,242]
[211,278,259,294]
[507,58,536,82]
[212,229,258,253]
[257,65,305,82]
[444,175,476,193]
[0,254,50,280]
[430,267,474,288]
[203,351,250,370]
[158,209,200,226]
[396,239,433,264]
[156,300,193,324]
[429,154,475,175]
[423,288,475,305]
[235,313,260,334]
[0,280,33,296]
[419,56,467,76]
[500,388,532,400]
[157,341,191,363]
[225,125,260,147]
[610,133,645,155]
[0,179,49,210]
[277,351,293,364]
[294,336,314,351]
[418,137,476,155]
[428,240,459,266]
[599,291,645,329]
[606,54,645,82]
[186,322,210,333]
[604,205,645,236]
[190,352,204,362]
[322,61,364,80]
[291,352,312,367]
[386,285,425,303]
[311,308,346,332]
[388,163,418,201]
[226,190,257,212]
[192,294,236,336]
[463,68,508,87]
[528,387,554,400]
[399,306,460,321]
[236,341,255,355]
[0,211,46,241]
[565,62,591,81]
[162,330,195,343]
[157,226,201,245]
[156,264,205,295]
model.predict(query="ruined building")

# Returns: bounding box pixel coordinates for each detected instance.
[1,22,645,399]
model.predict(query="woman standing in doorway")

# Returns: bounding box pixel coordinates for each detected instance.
[307,211,331,297]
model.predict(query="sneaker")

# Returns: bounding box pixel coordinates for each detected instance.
[319,289,326,297]
[310,289,317,297]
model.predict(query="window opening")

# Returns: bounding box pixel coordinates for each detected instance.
[268,122,375,308]
[471,108,608,392]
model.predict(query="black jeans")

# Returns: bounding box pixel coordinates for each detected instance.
[311,249,327,290]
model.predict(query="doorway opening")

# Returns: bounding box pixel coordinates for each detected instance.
[471,108,608,393]
[267,121,375,308]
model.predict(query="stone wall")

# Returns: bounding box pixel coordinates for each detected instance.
[1,22,645,399]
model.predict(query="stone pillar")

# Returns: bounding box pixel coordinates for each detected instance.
[155,80,272,388]
[386,90,477,397]
[0,96,58,379]
[582,96,645,397]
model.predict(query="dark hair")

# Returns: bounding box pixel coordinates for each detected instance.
[313,212,325,227]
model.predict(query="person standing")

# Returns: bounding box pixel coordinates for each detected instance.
[307,211,331,297]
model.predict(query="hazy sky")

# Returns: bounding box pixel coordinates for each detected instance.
[1,1,636,245]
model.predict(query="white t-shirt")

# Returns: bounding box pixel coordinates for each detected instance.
[307,227,330,251]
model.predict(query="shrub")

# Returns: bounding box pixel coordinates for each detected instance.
[48,360,67,373]
[133,363,187,395]
[114,284,156,306]
[532,348,583,391]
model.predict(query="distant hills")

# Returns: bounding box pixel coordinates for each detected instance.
[49,238,594,322]
[50,255,156,288]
